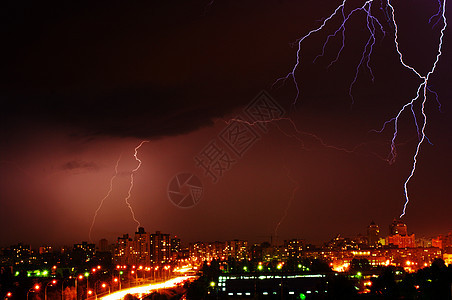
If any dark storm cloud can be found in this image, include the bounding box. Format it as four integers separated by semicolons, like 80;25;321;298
0;0;294;140
1;0;449;143
3;87;235;139
0;0;451;247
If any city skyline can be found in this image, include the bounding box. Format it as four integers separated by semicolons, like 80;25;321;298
1;0;451;247
3;222;451;273
3;219;451;250
2;223;451;299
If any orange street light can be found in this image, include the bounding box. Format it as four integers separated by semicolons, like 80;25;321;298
27;285;41;300
45;280;57;300
101;282;111;294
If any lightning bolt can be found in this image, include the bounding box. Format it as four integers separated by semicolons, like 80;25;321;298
429;0;444;28
89;154;122;242
273;164;300;243
204;0;215;14
385;0;447;218
224;117;389;161
274;0;447;218
274;0;386;105
125;140;149;230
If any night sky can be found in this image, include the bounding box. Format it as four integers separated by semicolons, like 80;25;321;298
0;0;451;247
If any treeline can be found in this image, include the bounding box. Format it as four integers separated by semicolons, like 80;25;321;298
185;258;452;299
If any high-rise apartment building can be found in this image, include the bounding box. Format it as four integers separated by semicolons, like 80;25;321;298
367;221;380;246
134;227;150;266
150;231;170;264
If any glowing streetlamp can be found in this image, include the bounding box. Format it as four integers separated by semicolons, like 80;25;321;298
131;270;137;283
154;266;159;280
74;274;85;299
27;284;40;300
118;271;124;289
45;279;57;300
112;277;120;291
84;272;90;292
101;282;111;294
87;289;96;299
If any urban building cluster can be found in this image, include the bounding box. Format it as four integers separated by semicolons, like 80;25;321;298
0;220;451;299
114;228;179;266
1;220;451;274
110;220;452;273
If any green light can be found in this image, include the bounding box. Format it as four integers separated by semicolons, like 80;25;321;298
257;265;263;271
210;281;216;287
243;266;248;272
36;271;41;276
298;264;302;269
84;272;89;277
119;271;123;275
356;272;362;278
299;293;306;300
42;270;49;276
277;264;282;270
14;271;20;276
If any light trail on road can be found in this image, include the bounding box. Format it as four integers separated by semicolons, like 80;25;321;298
99;276;196;300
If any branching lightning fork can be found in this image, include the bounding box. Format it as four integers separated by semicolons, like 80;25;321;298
274;0;387;105
386;0;447;218
225;117;389;161
89;140;149;240
275;0;448;218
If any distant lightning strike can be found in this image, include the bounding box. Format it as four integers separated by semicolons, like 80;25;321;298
274;0;447;218
89;155;121;242
88;141;149;239
274;164;300;242
125;140;149;230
